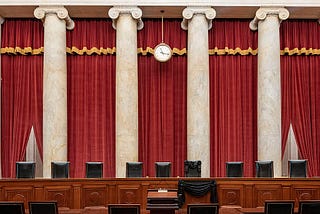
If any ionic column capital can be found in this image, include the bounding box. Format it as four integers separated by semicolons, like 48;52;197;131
250;7;289;31
181;7;216;30
34;6;75;30
108;6;143;30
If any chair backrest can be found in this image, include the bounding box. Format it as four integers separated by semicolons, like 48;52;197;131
108;204;140;214
86;162;103;178
51;162;70;178
187;204;219;214
184;160;201;177
288;160;307;178
255;160;274;178
126;162;143;178
298;200;320;214
0;201;25;214
226;161;243;177
155;162;171;177
16;161;35;178
264;200;294;214
29;201;58;214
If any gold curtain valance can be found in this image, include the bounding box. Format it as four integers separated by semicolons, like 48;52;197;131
1;46;319;56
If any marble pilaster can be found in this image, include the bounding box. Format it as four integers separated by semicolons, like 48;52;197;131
34;6;74;178
108;7;143;177
250;7;289;177
182;7;216;178
0;17;4;178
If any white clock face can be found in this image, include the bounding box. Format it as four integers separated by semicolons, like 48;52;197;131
154;43;172;62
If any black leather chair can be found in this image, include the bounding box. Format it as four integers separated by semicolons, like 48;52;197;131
0;201;25;214
288;160;307;178
155;162;171;177
226;161;243;177
187;204;219;214
16;161;35;178
184;160;201;177
298;200;320;214
255;160;274;178
28;201;58;214
108;204;140;214
264;200;294;214
51;162;69;178
86;162;103;178
126;162;143;178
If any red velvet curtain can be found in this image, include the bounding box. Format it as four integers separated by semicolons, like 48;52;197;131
67;19;116;177
1;19;43;178
209;20;258;177
138;19;187;177
280;20;320;176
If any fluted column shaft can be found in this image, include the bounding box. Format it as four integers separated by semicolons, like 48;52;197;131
182;7;216;178
108;7;143;178
250;7;289;177
34;6;74;178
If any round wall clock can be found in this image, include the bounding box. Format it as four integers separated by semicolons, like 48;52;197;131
154;43;172;62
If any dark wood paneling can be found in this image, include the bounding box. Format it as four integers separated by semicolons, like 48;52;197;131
0;178;319;214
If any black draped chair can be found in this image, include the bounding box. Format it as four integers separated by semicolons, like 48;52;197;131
187;204;219;214
255;160;274;178
29;201;58;214
16;161;35;178
0;201;25;214
226;161;243;177
178;180;218;208
288;160;307;178
184;160;201;177
298;200;320;214
108;204;140;214
155;162;171;177
264;200;294;214
51;161;69;178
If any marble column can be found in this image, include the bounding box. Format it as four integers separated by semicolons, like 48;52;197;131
181;7;216;178
0;17;4;178
34;6;74;178
250;7;289;177
108;7;143;178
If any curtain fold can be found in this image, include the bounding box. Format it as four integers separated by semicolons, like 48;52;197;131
138;19;187;177
209;20;258;177
67;19;116;177
1;19;43;178
280;20;320;176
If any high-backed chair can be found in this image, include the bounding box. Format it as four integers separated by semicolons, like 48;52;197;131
226;162;243;177
184;160;201;177
126;162;143;178
0;201;25;214
288;160;307;178
28;201;58;214
108;204;140;214
255;160;274;178
264;200;294;214
16;161;35;178
155;162;171;177
86;162;103;178
298;200;320;214
51;162;69;178
187;204;219;214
